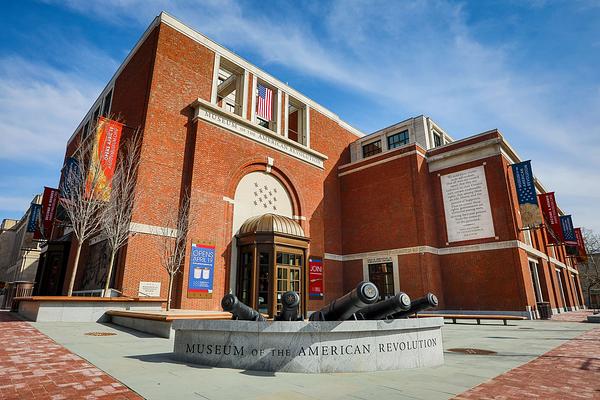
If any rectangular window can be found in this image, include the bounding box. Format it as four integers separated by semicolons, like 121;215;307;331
256;81;276;131
83;120;90;138
368;262;394;299
529;260;543;303
433;132;442;147
92;106;100;125
102;90;112;116
362;140;382;158
216;58;244;116
387;130;409;149
288;97;306;145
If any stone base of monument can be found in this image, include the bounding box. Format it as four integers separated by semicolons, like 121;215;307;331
588;313;600;323
172;317;444;373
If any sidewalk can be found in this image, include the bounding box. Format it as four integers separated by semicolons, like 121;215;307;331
454;326;600;399
0;311;141;400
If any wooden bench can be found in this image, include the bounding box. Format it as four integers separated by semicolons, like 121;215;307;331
416;313;527;326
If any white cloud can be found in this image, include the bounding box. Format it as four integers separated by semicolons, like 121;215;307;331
0;56;104;164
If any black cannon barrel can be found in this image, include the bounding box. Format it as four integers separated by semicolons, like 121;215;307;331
221;294;265;321
357;292;411;320
309;281;379;321
393;293;438;318
275;291;301;321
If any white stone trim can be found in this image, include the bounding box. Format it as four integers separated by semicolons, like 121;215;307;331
305;105;311;147
129;222;178;238
222;196;235;204
210;53;221;103
276;89;282;135
323;240;562;262
250;74;257;123
338;149;425;177
292;215;306;221
159;12;364;138
241;70;249;119
427;138;502;172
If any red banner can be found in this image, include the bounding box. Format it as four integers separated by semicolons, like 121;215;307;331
574;228;588;262
85;117;123;201
35;187;59;239
538;192;563;244
309;257;324;299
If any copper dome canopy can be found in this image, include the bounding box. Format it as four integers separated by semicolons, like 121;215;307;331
238;213;305;238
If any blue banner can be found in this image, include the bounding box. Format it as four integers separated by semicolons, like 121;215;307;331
511;160;542;227
60;157;80;196
559;215;577;245
26;203;41;233
187;243;215;298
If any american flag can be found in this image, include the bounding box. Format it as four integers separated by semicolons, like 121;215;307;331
256;83;273;121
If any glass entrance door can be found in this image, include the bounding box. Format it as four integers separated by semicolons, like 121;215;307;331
276;252;303;314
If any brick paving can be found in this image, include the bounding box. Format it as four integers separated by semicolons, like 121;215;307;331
454;327;600;399
0;311;142;400
551;309;596;323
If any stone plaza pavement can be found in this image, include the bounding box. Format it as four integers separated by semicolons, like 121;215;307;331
0;309;599;399
0;311;141;400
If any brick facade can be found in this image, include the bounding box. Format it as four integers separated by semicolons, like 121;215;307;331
52;13;584;318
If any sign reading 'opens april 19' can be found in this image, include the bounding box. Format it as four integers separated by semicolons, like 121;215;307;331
188;243;215;299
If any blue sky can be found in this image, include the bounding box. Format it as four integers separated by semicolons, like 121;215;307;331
1;0;599;232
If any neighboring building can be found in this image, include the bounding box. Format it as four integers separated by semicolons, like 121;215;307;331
578;253;600;308
0;196;43;283
37;12;585;318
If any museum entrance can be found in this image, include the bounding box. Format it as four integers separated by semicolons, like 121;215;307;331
236;214;309;318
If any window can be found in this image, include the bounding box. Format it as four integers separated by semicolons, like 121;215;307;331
256;81;276;131
433;132;442;147
216;58;244;116
83;120;90;138
362;140;382;158
368;262;394;299
523;229;532;246
288;97;307;145
387;130;409;149
529;260;543;303
92;106;100;125
102;90;112;116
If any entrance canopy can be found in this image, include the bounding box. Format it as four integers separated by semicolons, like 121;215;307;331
238;213;305;239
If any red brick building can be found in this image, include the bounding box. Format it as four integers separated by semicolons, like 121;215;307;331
37;12;585;318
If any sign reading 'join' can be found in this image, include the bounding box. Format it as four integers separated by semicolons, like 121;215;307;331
441;165;495;243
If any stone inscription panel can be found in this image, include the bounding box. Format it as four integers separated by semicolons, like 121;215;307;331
441;165;495;243
173;321;444;373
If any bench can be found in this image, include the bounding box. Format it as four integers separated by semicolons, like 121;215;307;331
416;313;527;326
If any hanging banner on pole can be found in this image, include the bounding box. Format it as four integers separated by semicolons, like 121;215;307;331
60;157;80;197
560;215;578;256
36;187;59;240
27;203;41;233
574;228;588;262
308;257;324;299
187;243;215;299
85;117;122;201
538;192;563;244
510;161;542;227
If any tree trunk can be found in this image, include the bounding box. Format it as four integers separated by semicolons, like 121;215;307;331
103;250;117;297
67;241;83;296
167;272;174;311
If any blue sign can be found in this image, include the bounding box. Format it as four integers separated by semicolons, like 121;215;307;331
560;215;577;245
26;203;41;233
187;243;215;298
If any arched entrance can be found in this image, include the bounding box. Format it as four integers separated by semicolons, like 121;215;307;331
237;214;309;318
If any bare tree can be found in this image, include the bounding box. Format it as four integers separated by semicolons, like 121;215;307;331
101;133;142;297
60;127;110;296
158;193;193;310
579;228;600;308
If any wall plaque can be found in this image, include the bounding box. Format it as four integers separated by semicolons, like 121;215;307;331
441;165;495;243
138;281;161;297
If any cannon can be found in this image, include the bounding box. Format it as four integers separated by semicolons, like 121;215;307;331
275;291;302;321
393;293;438;318
221;294;265;321
309;281;379;321
356;292;411;320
